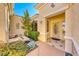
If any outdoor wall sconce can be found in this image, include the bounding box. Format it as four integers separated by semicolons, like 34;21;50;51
51;3;55;8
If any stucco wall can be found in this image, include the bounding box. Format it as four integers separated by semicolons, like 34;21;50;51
38;3;67;17
71;4;79;43
65;4;79;55
38;16;47;42
0;4;8;43
65;3;79;45
10;15;24;37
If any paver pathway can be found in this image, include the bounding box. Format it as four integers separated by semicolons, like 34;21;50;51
27;41;65;56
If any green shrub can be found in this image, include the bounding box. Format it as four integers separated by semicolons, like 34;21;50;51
9;41;29;51
0;44;9;56
24;31;28;36
0;41;31;56
28;31;39;41
8;50;27;56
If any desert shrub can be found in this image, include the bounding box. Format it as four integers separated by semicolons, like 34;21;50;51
8;50;27;56
0;44;9;56
9;41;29;51
0;42;6;48
28;31;39;41
24;31;28;36
0;41;31;56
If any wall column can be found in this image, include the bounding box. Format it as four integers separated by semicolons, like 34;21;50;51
65;4;74;56
4;4;9;42
38;15;47;42
0;4;9;43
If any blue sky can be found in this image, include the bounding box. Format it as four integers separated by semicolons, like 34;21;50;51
14;3;38;17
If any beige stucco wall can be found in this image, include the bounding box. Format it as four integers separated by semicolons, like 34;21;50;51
37;3;67;17
37;16;47;42
69;4;79;55
31;14;39;21
67;4;79;42
65;3;79;55
71;4;79;43
10;15;24;37
0;4;9;43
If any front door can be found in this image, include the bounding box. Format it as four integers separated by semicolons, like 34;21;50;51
53;22;60;39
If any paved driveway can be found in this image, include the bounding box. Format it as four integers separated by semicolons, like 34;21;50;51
27;41;65;56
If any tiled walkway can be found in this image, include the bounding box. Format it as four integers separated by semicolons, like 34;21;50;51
47;40;65;51
27;41;65;56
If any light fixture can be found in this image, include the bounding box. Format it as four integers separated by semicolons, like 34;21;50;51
51;3;55;8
